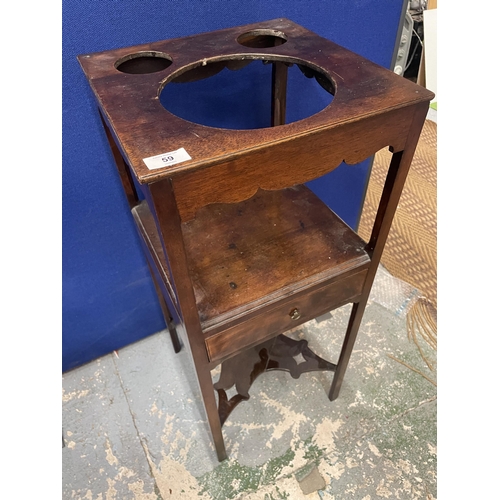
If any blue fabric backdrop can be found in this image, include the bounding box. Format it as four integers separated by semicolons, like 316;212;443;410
62;0;404;372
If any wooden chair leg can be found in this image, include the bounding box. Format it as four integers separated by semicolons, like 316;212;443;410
162;300;182;354
329;299;368;401
146;261;225;458
329;104;430;401
148;266;225;458
195;362;228;461
145;180;228;460
147;261;182;353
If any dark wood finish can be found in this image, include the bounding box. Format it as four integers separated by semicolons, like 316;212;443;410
132;203;178;307
181;186;369;326
171;107;411;222
78;19;434;461
145;178;227;461
133;186;370;363
99;110;139;209
329;101;430;401
271;61;288;126
146;259;182;354
77;19;430;184
215;334;337;425
206;269;367;363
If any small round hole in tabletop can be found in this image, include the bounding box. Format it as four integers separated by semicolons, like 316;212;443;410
236;29;288;48
115;51;173;74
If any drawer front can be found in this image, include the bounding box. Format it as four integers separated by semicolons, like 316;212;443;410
205;269;367;363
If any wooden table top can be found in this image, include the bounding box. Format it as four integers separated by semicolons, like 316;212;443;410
78;18;434;184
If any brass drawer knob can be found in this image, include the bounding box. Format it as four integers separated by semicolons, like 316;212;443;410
289;308;301;320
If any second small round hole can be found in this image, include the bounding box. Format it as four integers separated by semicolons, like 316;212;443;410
237;29;287;48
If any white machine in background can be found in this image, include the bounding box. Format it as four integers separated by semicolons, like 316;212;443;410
394;8;414;76
393;0;429;81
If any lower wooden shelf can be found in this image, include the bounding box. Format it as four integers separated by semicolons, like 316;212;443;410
132;185;371;362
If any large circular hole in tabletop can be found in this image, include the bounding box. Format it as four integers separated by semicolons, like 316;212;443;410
159;57;335;130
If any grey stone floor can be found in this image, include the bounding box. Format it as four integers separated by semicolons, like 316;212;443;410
62;267;437;499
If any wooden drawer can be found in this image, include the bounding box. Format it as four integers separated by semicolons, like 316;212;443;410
205;268;368;363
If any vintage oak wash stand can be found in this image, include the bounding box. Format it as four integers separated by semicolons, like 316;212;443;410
78;19;434;461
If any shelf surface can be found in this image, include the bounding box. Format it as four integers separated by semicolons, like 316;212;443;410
133;185;370;334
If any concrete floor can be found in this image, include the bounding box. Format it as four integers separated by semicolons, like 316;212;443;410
62;266;436;499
